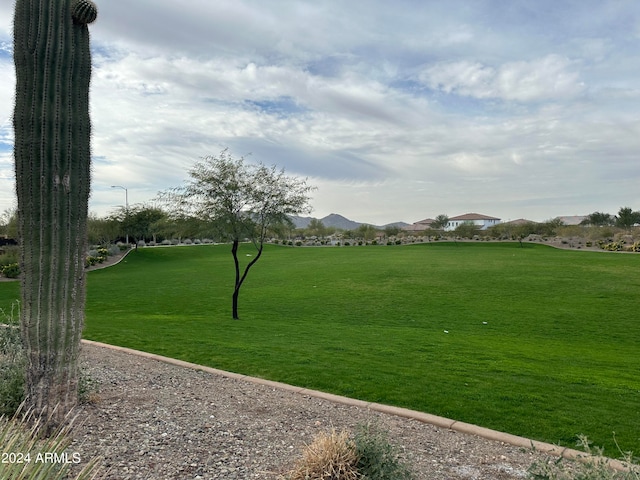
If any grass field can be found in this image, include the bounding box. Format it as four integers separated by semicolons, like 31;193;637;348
0;242;638;458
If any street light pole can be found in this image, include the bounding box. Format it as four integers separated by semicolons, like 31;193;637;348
111;185;129;244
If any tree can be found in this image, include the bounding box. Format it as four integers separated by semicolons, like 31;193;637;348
0;208;18;240
582;212;614;227
454;221;480;239
357;224;379;241
88;213;121;246
111;204;166;246
163;149;314;319
306;219;327;238
615;207;640;229
384;225;400;237
540;218;564;236
13;0;97;432
431;214;449;230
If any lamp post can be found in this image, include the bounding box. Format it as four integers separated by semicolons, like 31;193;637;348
111;185;129;244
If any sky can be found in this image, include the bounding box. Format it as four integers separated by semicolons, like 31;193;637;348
1;1;640;226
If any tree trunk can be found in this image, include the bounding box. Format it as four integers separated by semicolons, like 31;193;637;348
231;239;240;319
13;0;97;434
230;238;264;320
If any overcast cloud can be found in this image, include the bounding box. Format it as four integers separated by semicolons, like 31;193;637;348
1;1;639;225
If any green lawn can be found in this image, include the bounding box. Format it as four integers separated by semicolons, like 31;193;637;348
1;242;638;457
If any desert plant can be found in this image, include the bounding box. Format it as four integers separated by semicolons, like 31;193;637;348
0;301;25;416
0;246;19;268
353;422;414;480
78;371;100;405
0;406;103;479
285;429;360;480
0;263;20;279
13;0;98;432
284;424;414;480
528;435;639;480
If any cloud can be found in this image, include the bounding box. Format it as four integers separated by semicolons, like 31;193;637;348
420;54;585;102
1;1;640;225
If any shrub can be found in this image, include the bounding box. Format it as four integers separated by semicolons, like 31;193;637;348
528;435;639;480
1;263;20;279
0;301;25;416
183;238;193;245
285;429;360;480
78;371;101;405
599;241;625;252
284;423;414;480
84;256;101;268
107;244;120;256
87;249;107;264
161;239;172;246
0;245;19;268
353;422;414;480
116;242;130;251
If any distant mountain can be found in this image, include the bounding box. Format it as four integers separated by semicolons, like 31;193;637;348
321;213;361;230
289;213;409;230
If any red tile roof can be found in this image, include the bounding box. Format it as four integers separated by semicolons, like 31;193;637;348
449;213;500;221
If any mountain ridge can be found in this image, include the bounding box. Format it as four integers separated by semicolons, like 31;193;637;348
290;213;408;230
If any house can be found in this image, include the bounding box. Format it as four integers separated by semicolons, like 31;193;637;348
402;218;435;232
501;218;538;226
445;213;501;231
556;216;587;226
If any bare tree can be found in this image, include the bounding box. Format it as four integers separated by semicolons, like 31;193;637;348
162;149;314;319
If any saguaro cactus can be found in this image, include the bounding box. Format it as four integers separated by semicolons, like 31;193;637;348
13;0;97;431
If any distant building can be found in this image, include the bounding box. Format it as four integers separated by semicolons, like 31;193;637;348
402;218;435;232
501;218;538;226
556;216;587;226
445;213;501;231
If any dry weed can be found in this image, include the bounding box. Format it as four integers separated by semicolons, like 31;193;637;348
285;428;361;480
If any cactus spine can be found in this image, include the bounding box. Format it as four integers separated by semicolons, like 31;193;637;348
13;0;97;431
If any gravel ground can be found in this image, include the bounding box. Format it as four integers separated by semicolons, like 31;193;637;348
67;342;557;480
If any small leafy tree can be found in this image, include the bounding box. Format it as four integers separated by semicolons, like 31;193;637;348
87;212;120;246
431;214;449;230
582;211;615;227
111;204;166;246
616;207;640;230
454;221;480;238
357;224;379;242
0;208;18;240
162;149;314;319
306;218;328;238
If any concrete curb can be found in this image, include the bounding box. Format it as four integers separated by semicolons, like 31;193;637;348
81;339;632;472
